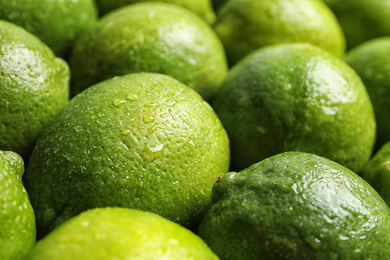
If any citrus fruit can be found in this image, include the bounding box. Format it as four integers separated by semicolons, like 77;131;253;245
0;0;98;57
213;0;345;65
0;20;70;159
198;151;390;259
0;150;36;260
212;43;376;173
69;2;228;100
24;72;230;237
95;0;216;25
24;207;219;260
344;37;390;150
360;141;390;208
324;0;390;50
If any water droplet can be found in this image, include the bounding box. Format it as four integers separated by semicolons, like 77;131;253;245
74;126;84;132
339;234;349;241
62;153;73;161
113;99;127;107
147;124;165;134
141;143;165;161
121;129;130;135
143;115;155;123
321;106;337;115
149;143;164;154
96;120;105;127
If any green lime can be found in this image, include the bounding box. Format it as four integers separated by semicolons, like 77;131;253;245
0;20;70;159
213;0;345;65
24;207;219;259
198;151;390;259
360;141;390;208
0;0;98;57
212;43;375;173
25;73;230;237
324;0;390;50
0;150;36;260
95;0;216;25
69;2;228;100
344;37;390;150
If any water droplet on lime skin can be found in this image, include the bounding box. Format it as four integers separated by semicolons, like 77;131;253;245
126;93;139;101
121;129;130;135
140;143;165;161
113;99;127;107
143;115;155;123
74;126;84;132
62;153;73;161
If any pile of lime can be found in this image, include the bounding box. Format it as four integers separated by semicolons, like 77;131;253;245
3;0;390;259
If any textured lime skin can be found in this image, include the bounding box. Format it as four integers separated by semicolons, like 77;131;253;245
324;0;390;50
361;141;390;208
24;207;219;260
69;2;228;100
214;0;345;65
212;43;375;173
198;151;390;260
25;73;230;236
0;0;98;57
344;37;390;150
95;0;216;25
0;20;70;159
0;150;36;260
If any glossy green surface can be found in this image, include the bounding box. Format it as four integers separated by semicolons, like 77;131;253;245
0;20;70;159
95;0;216;24
324;0;390;50
361;141;390;208
214;0;345;65
24;208;219;260
0;0;98;57
198;151;390;259
69;2;228;100
25;73;230;236
0;150;36;260
212;43;375;173
344;37;390;150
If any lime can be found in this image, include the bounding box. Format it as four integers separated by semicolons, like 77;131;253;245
360;141;390;208
95;0;216;25
344;37;390;150
213;0;345;65
324;0;390;50
0;150;36;260
24;73;230;237
69;2;228;100
212;43;375;173
198;151;390;259
0;0;98;57
0;20;70;159
24;207;219;259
